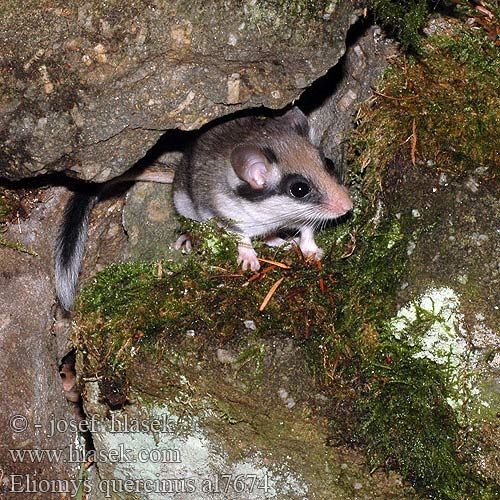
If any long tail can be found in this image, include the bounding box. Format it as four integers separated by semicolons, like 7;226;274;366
55;191;99;311
54;164;175;311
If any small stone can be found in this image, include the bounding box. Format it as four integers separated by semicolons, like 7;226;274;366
244;320;256;330
216;348;236;364
94;43;107;54
407;241;416;256
227;73;241;104
278;388;289;400
338;89;357;111
489;353;500;370
465;177;479;193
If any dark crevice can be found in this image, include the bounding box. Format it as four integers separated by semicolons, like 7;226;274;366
298;15;372;114
59;350;95;460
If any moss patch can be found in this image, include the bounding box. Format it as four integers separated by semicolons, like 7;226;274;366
75;219;349;378
353;22;500;179
367;0;432;52
0;188;17;225
342;20;500;499
75;215;497;498
367;1;500;53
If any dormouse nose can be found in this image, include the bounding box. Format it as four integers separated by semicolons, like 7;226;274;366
335;185;353;214
340;191;353;213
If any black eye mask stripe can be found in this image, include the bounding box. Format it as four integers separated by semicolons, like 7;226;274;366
236;183;279;201
236;173;321;204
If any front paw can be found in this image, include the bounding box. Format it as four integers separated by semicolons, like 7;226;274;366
299;240;324;261
237;244;261;271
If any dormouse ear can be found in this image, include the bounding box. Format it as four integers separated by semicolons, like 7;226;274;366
279;106;310;137
230;145;270;190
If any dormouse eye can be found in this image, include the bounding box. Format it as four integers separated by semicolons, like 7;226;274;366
289;181;311;198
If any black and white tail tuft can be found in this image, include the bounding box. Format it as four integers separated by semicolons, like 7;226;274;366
54;192;99;311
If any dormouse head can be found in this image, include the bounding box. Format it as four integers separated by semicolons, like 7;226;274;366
230;107;353;223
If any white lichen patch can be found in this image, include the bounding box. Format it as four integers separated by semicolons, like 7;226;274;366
389;287;479;413
90;401;310;499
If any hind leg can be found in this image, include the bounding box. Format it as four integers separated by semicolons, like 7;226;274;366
172;190;199;253
173;233;193;253
264;235;290;248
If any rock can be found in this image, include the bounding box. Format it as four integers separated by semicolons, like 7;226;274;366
307;24;396;175
122;182;179;262
0;0;363;182
0;247;79;499
78;338;417;500
0;185;130;497
382;147;500;489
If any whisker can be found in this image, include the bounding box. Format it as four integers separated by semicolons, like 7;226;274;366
224;205;339;236
231;208;317;231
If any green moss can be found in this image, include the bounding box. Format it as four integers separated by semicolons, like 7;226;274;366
0;235;38;255
368;1;500;55
359;348;500;499
0;188;15;225
362;353;466;498
336;22;500;499
275;0;330;17
367;0;435;52
333;21;500;500
246;0;331;36
352;26;500;180
75;220;345;376
76;211;499;498
76;208;485;498
318;204;479;498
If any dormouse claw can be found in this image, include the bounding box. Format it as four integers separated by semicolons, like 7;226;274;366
173;233;193;253
237;244;261;271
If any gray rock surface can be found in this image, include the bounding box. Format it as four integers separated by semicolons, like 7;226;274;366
122;182;179;262
308;25;396;175
0;0;363;182
0;185;129;499
385;160;500;483
0;193;78;499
